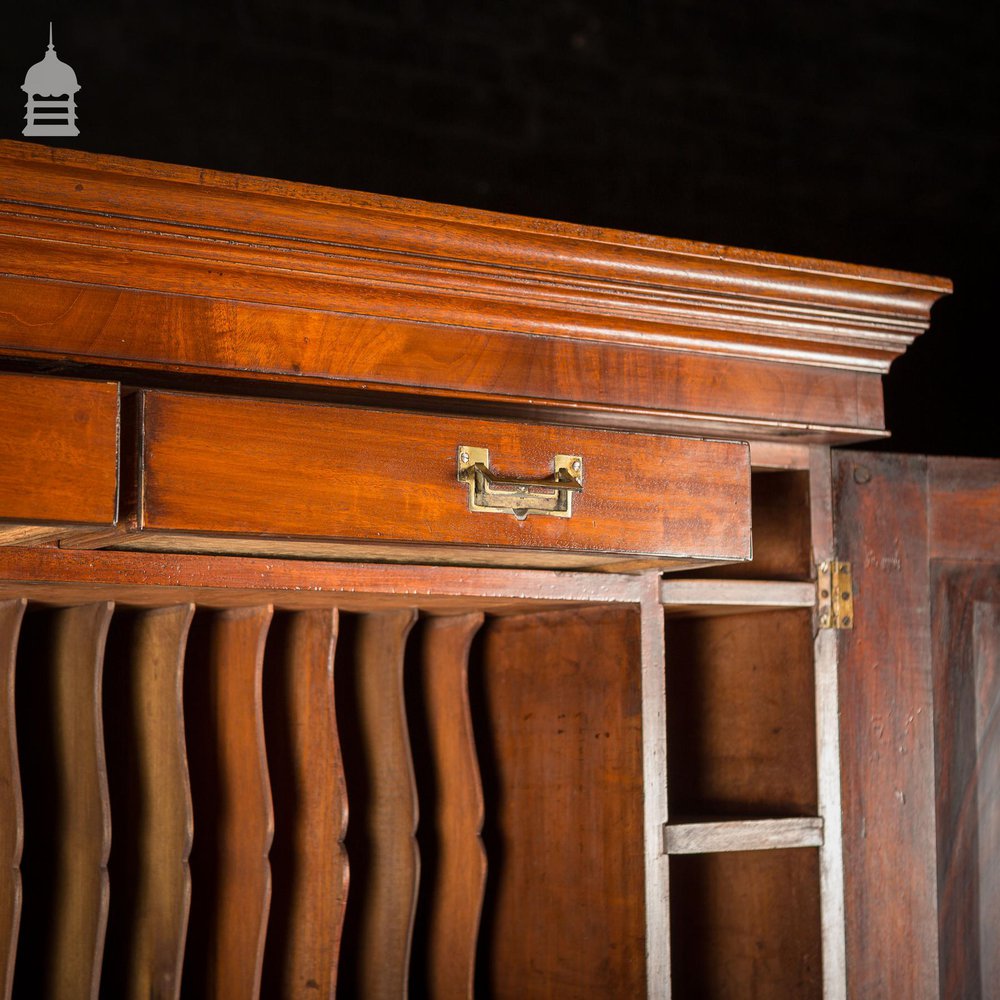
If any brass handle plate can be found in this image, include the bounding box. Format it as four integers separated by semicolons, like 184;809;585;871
457;446;583;521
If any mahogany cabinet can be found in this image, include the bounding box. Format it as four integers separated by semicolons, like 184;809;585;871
0;140;994;998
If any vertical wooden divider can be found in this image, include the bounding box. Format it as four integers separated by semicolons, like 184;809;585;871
413;613;486;999
14;602;114;999
0;599;26;1000
640;574;671;1000
261;609;347;998
182;606;274;999
102;604;195;999
338;610;419;999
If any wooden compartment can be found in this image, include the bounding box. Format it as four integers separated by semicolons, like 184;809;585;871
472;606;647;998
669;849;823;998
89;388;752;571
665;608;818;818
681;470;813;581
0;373;119;545
2;583;651;997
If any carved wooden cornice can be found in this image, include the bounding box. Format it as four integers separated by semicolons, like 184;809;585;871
0;140;951;442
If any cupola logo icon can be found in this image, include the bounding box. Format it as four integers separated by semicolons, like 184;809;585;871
22;23;81;137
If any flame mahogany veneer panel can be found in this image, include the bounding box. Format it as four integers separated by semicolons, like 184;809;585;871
0;373;119;535
116;389;751;569
0;140;949;442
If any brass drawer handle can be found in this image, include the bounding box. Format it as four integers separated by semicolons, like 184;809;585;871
457;446;583;521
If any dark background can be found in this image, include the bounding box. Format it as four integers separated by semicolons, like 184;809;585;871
3;1;997;455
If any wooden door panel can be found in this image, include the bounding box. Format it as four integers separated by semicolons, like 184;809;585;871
835;452;1000;1000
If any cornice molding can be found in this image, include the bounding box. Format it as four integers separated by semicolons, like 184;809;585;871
0;141;949;376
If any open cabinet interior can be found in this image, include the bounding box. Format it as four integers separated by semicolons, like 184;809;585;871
0;460;835;998
5;591;649;999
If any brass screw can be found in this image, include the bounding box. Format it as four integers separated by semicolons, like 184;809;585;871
842;616;851;626
459;451;470;464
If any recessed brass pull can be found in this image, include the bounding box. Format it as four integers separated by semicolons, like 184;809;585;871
457;446;583;521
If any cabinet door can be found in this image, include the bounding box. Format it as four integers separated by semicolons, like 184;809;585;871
833;453;1000;999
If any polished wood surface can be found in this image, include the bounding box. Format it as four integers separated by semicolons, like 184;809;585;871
14;603;114;1000
0;545;642;612
477;606;646;997
0;600;25;1000
0;140;950;443
261;609;347;999
0;373;118;535
102;605;194;1000
833;453;941;998
410;613;486;999
338;611;419;999
121;389;751;567
182;607;274;999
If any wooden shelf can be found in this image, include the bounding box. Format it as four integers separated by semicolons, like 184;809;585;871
664;817;824;855
660;579;815;617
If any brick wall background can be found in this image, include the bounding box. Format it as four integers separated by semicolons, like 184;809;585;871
3;1;996;454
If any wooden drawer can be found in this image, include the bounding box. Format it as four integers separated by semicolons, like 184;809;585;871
0;373;119;545
101;390;750;570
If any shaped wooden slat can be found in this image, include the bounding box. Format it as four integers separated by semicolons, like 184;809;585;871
0;599;25;1000
14;602;114;999
261;609;347;998
182;607;274;999
102;605;195;999
411;613;486;999
338;610;419;999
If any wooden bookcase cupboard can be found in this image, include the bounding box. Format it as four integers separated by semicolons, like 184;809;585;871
0;141;995;999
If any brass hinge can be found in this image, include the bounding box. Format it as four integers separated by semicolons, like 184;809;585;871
817;561;853;630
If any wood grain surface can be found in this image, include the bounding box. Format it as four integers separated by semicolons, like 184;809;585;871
337;611;420;999
0;600;25;1000
182;607;274;999
409;613;486;1000
664;608;818;817
0;140;950;443
476;606;646;998
833;452;941;999
102;605;195;1000
0;545;642;612
664;817;824;854
261;609;348;999
129;389;751;566
669;849;822;998
932;564;1000;998
13;603;114;1000
0;373;118;533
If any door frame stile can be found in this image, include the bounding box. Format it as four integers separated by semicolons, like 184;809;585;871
810;445;848;999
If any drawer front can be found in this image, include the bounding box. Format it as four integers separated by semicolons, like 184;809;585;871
0;373;119;540
131;390;750;568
